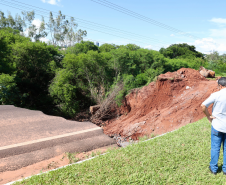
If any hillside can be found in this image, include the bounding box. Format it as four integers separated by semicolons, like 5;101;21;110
103;68;218;139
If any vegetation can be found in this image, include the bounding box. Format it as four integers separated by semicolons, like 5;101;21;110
0;10;226;118
12;118;226;184
0;10;87;45
159;43;204;59
205;51;226;76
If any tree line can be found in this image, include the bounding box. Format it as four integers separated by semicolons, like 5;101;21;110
0;10;87;45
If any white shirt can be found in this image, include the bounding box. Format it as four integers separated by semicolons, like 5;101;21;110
202;88;226;133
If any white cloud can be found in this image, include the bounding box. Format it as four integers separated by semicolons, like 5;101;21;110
210;18;226;25
170;34;175;37
191;37;226;54
32;19;42;28
144;45;152;50
41;0;61;5
23;19;42;36
210;28;226;37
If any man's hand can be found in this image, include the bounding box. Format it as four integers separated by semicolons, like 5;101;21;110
201;104;215;123
209;116;216;123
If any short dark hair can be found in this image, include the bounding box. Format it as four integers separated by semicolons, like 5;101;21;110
218;77;226;87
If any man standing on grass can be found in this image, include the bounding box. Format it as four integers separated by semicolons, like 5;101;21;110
201;77;226;175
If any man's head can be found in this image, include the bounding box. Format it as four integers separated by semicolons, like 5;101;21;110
218;77;226;89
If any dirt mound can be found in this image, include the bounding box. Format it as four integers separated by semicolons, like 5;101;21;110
103;68;218;140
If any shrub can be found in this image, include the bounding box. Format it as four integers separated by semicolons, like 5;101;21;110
0;73;27;105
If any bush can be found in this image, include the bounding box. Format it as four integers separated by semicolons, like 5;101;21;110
49;69;80;117
0;73;27;105
164;58;206;72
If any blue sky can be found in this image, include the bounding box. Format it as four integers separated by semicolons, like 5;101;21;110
1;0;226;54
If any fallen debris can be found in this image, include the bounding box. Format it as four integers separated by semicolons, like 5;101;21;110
199;66;215;78
90;105;100;115
103;68;218;140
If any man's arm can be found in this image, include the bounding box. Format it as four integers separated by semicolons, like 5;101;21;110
201;104;215;123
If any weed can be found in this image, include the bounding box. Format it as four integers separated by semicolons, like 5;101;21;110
91;151;96;157
153;76;158;82
96;150;101;156
60;154;65;161
47;161;59;169
66;152;79;164
150;133;157;138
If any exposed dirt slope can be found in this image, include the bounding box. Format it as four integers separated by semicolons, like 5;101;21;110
103;68;218;140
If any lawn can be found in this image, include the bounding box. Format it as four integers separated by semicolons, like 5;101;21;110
14;118;226;184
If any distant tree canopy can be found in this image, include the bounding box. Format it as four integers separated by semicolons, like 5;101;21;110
120;43;141;51
159;43;204;59
99;43;118;53
61;41;99;55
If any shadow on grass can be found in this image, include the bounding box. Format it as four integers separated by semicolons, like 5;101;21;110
218;164;223;173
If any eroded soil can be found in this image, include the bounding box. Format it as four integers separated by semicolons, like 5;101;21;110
104;68;218;140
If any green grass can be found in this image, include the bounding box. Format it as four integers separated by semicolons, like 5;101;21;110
14;118;226;184
216;73;226;77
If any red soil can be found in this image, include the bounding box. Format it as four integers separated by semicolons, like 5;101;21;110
103;68;219;140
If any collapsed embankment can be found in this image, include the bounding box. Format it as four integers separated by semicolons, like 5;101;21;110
103;68;218;140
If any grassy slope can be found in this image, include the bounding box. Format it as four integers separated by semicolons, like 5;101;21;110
15;118;226;185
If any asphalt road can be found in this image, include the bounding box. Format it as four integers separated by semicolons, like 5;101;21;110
0;105;116;172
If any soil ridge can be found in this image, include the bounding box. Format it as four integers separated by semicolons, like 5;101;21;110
103;68;218;140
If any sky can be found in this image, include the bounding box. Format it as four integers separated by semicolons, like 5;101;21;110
1;0;226;54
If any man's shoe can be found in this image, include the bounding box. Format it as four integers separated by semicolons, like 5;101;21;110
209;166;217;175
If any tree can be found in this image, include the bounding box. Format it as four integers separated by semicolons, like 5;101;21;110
12;40;58;109
99;43;117;52
0;11;24;32
74;29;87;44
46;11;87;46
27;17;47;42
124;43;141;51
0;28;30;74
62;41;98;55
65;17;78;46
1;10;87;45
46;11;67;45
0;73;23;105
159;43;204;59
205;51;226;73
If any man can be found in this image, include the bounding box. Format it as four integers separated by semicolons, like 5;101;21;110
201;77;226;175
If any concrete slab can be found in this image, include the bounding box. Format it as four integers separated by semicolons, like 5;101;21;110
0;105;116;172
